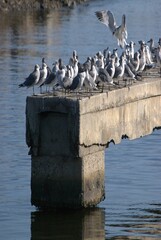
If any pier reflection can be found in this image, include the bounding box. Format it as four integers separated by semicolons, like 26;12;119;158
31;207;105;240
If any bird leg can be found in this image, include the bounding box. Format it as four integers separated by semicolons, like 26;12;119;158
33;86;35;95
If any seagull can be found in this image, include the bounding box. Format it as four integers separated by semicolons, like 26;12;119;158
84;68;98;91
69;68;86;92
156;45;161;76
105;55;116;78
138;42;146;72
98;67;114;85
41;61;59;91
131;51;140;72
95;51;105;69
95;10;128;48
69;50;78;66
113;55;126;79
147;38;155;54
37;62;48;93
62;65;74;92
42;57;51;78
128;41;135;59
19;64;40;95
89;58;98;83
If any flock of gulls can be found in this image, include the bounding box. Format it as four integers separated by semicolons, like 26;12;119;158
19;10;161;96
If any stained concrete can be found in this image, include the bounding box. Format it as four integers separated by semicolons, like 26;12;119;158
26;76;161;208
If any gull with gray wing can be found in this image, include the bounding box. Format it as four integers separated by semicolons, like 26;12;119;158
95;10;128;48
19;64;40;95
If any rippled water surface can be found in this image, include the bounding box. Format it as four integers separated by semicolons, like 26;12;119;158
0;0;161;239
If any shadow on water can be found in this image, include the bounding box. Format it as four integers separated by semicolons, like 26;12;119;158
31;207;105;240
30;203;161;240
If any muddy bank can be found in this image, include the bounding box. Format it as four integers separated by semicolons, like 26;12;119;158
0;0;89;12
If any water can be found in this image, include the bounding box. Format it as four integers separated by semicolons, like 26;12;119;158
0;0;161;239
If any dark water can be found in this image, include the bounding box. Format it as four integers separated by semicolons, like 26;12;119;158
0;0;161;239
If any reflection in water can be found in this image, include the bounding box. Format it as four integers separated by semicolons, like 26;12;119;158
31;208;105;240
0;10;62;58
30;203;161;240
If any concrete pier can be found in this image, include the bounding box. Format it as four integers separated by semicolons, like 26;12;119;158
26;76;161;209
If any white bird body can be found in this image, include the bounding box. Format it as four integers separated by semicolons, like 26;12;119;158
139;46;146;71
145;45;153;64
60;66;73;90
84;69;97;90
131;51;140;72
69;50;78;66
114;56;126;78
89;63;98;83
106;56;116;78
43;61;59;89
72;59;79;78
156;45;161;67
95;10;128;48
37;63;48;87
129;41;135;59
56;67;66;88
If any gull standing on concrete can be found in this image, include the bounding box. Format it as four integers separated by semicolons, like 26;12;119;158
156;45;161;76
41;61;59;91
147;38;155;54
69;50;78;66
84;67;98;91
42;57;51;78
113;55;126;81
105;55;116;78
98;67;114;86
62;65;74;92
69;68;86;92
128;41;135;59
19;64;40;95
138;41;146;72
95;10;128;48
95;51;105;69
37;62;48;93
130;51;140;72
89;58;98;83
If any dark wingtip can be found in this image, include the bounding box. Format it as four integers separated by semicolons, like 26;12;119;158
95;11;103;21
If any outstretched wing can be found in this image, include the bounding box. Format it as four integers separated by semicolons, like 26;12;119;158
95;10;109;27
107;10;117;33
121;14;128;39
95;10;117;33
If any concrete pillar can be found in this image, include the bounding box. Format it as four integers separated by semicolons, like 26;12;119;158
26;78;161;209
26;96;105;209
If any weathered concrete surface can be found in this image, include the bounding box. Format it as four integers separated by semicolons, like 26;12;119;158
26;77;161;208
0;0;88;12
79;77;161;155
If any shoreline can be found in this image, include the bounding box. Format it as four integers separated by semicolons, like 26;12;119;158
0;0;89;12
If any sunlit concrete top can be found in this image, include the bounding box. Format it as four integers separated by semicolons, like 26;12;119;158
26;74;161;157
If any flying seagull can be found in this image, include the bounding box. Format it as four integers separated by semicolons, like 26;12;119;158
95;10;128;48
